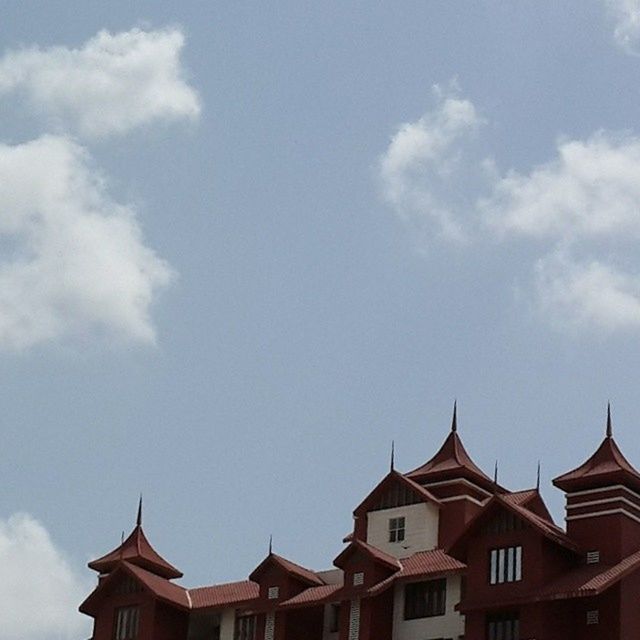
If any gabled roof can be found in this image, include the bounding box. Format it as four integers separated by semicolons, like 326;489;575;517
448;493;578;558
279;584;342;608
333;539;402;573
80;561;189;616
406;409;495;492
553;422;640;493
88;525;183;579
353;470;441;517
502;489;554;523
189;580;259;609
249;553;324;587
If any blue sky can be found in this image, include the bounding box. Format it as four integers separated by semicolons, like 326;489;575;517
2;2;640;637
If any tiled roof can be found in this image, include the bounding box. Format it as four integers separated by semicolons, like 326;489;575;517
88;525;183;579
280;584;342;608
406;429;495;492
334;539;402;572
249;553;325;587
554;435;640;492
125;562;190;608
367;549;466;596
502;490;538;506
189;580;259;609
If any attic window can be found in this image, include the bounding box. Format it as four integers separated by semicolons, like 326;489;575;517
586;551;600;564
113;606;139;640
353;572;364;586
267;586;279;600
587;609;599;625
489;546;522;584
389;516;406;542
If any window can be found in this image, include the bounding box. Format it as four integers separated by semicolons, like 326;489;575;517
586;551;600;564
113;606;139;640
404;578;446;619
489;546;522;584
586;609;599;625
234;615;256;640
389;516;406;542
487;612;519;640
329;604;340;632
353;571;364;586
267;586;279;600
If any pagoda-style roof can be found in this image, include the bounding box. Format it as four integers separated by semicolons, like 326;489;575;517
406;404;495;493
249;552;324;587
553;407;640;493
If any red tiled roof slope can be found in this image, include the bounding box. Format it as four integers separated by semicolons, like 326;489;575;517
189;580;259;609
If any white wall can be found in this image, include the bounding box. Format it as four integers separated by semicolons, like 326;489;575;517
219;609;236;640
392;575;465;640
322;603;340;640
366;503;439;558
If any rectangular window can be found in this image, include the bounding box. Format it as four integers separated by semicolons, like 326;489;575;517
113;606;140;640
487;612;519;640
329;603;340;632
389;516;406;542
234;615;256;640
489;546;522;584
403;578;446;619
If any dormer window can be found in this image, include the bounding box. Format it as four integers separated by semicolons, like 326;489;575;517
389;516;405;542
489;546;522;584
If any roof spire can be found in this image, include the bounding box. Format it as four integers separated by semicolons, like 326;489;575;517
536;460;541;491
268;534;273;555
119;531;125;561
493;460;499;485
136;494;143;527
606;402;613;438
451;400;458;432
390;440;395;472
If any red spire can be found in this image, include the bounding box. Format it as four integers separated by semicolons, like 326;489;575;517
406;406;494;492
88;500;182;579
554;406;640;493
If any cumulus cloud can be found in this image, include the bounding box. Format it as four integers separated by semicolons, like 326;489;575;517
0;513;91;640
605;0;640;54
0;135;174;350
535;252;640;331
0;27;201;138
380;87;640;333
379;83;485;242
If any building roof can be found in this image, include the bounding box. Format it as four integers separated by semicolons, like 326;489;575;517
88;524;183;579
279;584;342;608
249;553;325;587
189;580;259;609
333;538;402;572
448;493;578;558
502;489;555;523
553;411;640;493
406;406;495;492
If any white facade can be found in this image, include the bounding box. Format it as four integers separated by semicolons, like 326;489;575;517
392;575;464;640
366;502;439;558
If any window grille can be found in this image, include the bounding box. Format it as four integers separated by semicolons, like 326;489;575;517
389;516;406;542
267;586;279;600
486;611;519;640
348;599;360;640
234;615;256;640
489;546;522;584
587;610;599;625
113;606;140;640
586;551;600;564
403;578;447;619
352;572;364;586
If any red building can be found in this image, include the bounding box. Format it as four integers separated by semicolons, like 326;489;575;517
80;405;640;639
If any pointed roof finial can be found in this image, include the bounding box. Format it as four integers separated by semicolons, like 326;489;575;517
268;534;273;555
390;440;395;472
606;402;613;438
136;494;143;527
451;400;458;432
536;460;541;491
119;531;125;560
494;460;499;485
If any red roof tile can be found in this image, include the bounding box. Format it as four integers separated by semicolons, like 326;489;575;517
249;553;324;587
189;580;259;609
280;584;342;608
88;525;182;579
554;435;640;492
334;539;402;572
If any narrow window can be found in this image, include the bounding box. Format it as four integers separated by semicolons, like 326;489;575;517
113;606;140;640
403;578;446;619
329;603;340;632
487;611;519;640
489;546;523;585
389;516;406;542
234;615;256;640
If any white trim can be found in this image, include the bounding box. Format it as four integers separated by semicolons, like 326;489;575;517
566;508;640;525
566;496;640;512
566;484;640;502
439;494;486;507
185;589;192;609
422;478;492;497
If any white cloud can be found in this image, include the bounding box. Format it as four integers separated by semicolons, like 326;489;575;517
379;84;485;242
535;252;640;331
0;513;91;640
0;27;201;138
0;135;174;350
482;133;640;240
605;0;640;55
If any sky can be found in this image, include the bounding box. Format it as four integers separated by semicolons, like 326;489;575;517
2;1;640;637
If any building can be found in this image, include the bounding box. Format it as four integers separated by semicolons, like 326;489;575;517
80;404;640;639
